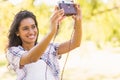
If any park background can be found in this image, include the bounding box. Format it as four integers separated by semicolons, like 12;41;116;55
0;0;120;80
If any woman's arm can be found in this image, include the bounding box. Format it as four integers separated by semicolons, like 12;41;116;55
58;4;82;55
20;30;56;65
20;8;64;66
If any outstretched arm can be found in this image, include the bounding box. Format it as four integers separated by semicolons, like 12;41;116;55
58;4;82;55
20;8;64;66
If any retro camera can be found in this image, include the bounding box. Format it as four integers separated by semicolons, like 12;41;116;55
58;1;77;16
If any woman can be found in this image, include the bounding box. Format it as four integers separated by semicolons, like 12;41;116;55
6;4;82;80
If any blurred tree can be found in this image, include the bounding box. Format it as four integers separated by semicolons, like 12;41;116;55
77;0;120;48
0;0;120;53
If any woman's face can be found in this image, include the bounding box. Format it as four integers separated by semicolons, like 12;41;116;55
17;18;38;45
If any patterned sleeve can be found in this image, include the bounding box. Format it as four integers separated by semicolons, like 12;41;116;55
41;43;61;77
6;46;25;70
51;43;61;59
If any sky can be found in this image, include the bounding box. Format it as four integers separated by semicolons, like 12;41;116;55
34;0;60;6
8;0;108;5
8;0;60;6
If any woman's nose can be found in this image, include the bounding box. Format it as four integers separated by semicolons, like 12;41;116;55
29;28;34;34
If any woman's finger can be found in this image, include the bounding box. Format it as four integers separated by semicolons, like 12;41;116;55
58;16;66;22
51;9;64;24
54;9;64;20
54;6;59;11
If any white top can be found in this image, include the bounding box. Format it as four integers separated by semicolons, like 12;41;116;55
6;43;61;80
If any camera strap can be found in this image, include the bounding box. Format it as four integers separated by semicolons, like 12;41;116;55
45;23;60;80
60;28;74;80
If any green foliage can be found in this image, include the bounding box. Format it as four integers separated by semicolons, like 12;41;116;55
77;0;120;48
0;0;120;53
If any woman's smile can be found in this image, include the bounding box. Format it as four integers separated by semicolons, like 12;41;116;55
18;17;38;44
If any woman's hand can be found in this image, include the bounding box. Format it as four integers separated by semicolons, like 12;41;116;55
72;4;82;29
50;6;65;33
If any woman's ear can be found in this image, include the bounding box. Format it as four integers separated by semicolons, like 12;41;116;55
16;32;19;36
17;34;19;36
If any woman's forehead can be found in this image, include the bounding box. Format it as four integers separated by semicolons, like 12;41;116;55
20;18;35;26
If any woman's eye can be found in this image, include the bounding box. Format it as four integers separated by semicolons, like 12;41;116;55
23;27;29;30
32;25;36;29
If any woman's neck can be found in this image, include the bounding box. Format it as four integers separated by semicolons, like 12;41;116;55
22;43;35;51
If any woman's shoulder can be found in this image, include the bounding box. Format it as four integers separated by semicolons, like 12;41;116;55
8;45;23;50
7;45;25;56
50;43;59;49
8;45;24;52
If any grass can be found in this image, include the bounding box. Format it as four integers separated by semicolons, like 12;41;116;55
0;61;7;66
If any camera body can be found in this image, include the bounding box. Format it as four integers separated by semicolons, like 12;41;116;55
58;1;77;16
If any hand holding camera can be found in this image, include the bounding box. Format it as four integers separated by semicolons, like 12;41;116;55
58;0;82;28
50;0;82;32
58;1;77;16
